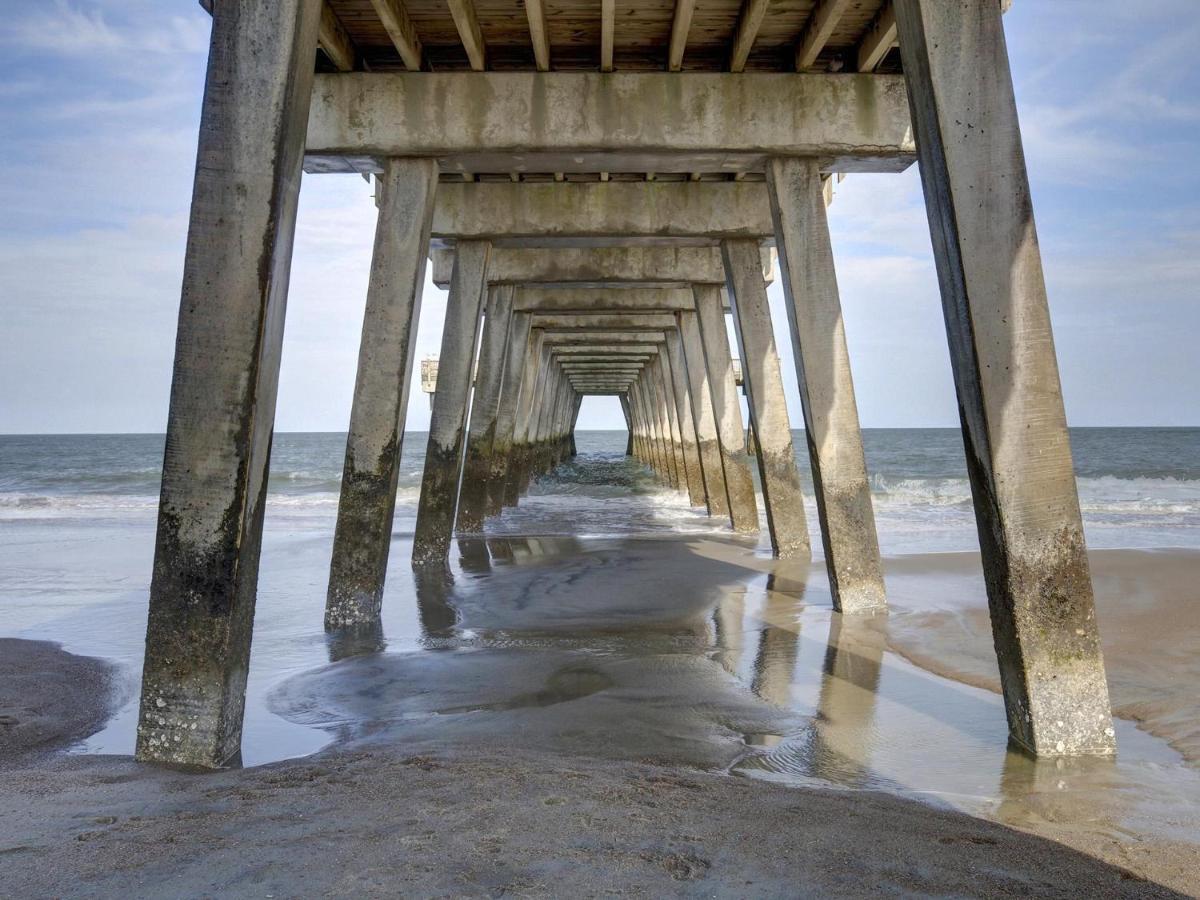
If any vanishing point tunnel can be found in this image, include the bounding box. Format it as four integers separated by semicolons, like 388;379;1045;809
137;0;1116;768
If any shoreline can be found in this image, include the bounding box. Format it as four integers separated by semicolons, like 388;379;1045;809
881;548;1200;767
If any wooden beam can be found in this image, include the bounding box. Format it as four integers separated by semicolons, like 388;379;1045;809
319;3;356;72
448;0;487;71
795;0;851;70
729;0;770;73
525;0;550;72
857;3;897;73
600;0;615;72
369;0;422;71
668;0;697;72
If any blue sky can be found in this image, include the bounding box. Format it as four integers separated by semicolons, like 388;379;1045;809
1;0;1197;433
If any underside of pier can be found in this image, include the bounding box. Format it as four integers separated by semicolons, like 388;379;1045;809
138;0;1114;770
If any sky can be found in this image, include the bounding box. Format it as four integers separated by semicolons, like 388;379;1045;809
1;0;1197;434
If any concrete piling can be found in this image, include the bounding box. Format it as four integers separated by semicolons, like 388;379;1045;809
722;238;810;559
896;0;1115;755
412;240;490;568
693;285;759;534
766;157;885;611
457;285;515;532
135;0;323;768
326;158;438;629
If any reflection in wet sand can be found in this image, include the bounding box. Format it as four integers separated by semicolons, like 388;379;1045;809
271;535;1200;858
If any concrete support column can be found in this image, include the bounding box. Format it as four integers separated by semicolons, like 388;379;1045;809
507;331;545;505
693;285;759;533
767;158;885;611
619;395;634;456
135;0;322;768
657;354;687;491
629;387;647;464
665;332;706;507
896;0;1114;755
641;377;662;476
722;239;810;559
412;241;490;567
651;358;682;489
457;285;515;532
487;310;532;515
326;159;438;630
720;241;806;556
678;310;730;520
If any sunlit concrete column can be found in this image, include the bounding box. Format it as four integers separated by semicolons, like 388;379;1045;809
693;285;759;533
487;309;532;515
457;285;514;532
678;310;729;521
767;158;885;611
135;0;322;768
722;239;810;559
326;159;438;630
665;332;706;507
650;357;682;489
412;241;490;567
896;0;1114;756
641;376;663;476
657;354;687;492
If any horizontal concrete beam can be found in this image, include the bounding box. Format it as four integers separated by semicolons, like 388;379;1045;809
306;73;915;176
432;182;773;247
551;344;663;355
530;313;678;330
554;353;655;362
433;246;768;288
513;287;716;313
537;330;670;343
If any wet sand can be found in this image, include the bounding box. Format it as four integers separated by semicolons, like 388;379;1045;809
883;549;1200;764
0;639;123;766
1;738;1184;898
3;536;1199;895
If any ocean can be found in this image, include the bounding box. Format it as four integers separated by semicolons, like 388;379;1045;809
3;428;1197;554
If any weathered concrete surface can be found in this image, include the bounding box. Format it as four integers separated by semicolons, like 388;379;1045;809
723;239;810;559
413;241;490;568
620;395;634;456
665;333;707;507
306;72;916;175
896;0;1114;755
514;287;722;312
431;182;773;246
326;159;437;630
135;0;322;768
678;310;730;519
431;246;745;288
767;157;885;611
693;285;759;534
487;311;533;515
457;286;514;533
656;356;688;492
505;331;545;507
530;313;677;331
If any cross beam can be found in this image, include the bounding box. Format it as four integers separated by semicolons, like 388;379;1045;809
305;72;916;176
433;182;773;246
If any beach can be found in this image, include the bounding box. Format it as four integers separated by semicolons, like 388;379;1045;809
1;429;1198;895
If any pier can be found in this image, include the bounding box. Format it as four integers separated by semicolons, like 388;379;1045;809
138;0;1115;769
